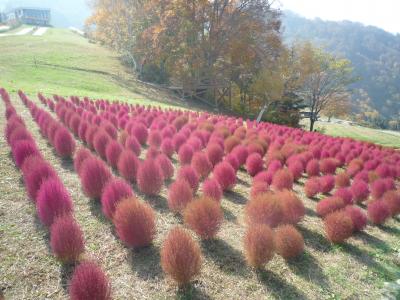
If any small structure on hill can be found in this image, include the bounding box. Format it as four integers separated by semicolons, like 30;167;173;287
0;12;6;23
6;7;51;26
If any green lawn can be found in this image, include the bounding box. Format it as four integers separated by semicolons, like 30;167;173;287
0;28;175;107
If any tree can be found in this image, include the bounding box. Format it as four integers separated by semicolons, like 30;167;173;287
322;92;351;121
296;43;357;131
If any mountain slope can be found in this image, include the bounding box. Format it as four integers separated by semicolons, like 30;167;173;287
282;11;400;118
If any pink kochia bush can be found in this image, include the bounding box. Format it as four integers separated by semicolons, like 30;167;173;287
191;151;212;179
36;178;74;226
177;165;200;192
54;127;76;158
382;190;400;216
306;159;320;177
80;157;112;199
202;178;223;202
319;158;338;174
93;130;111;159
69;260;111;300
345;206;367;232
213;161;236;191
74;148;91;174
101;178;134;219
50;215;85;263
370;179;389;199
178;144;194;165
168;179;193;212
206;143;224;166
250;181;269;200
319;175;335;194
304;177;321;198
334;188;353;205
24;162;57;201
316;197;345;217
156;154;174;180
246;153;264;177
117;150;140;182
113;197;156;248
12;140;39;168
272;169;294;191
351;180;370;202
367;200;391;224
137;159;164;195
105;140;123;169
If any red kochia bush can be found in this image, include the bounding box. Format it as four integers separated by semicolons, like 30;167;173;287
274;225;304;259
125;135;141;156
371;179;388;199
105;140;123;169
334;188;353;205
168;179;193;212
206;143;224;166
271;168;294;191
250;181;269;200
21;154;43;175
225;153;240;171
351;180;370;202
319;175;335;194
345;206;367;232
74;148;91;174
36;178;74;226
183;197;223;239
9;127;32;147
54;127;76;158
306;159;320;177
232;144;248;166
117;150;139;182
245;193;283;227
176;164;199;192
137;159;164;195
335;172;351;188
113;197;156;248
131;123;148;145
160;227;202;286
148;130;162;148
156;154;174;180
316;197;345;217
288;161;304;181
382;190;400;216
161;138;175;158
178;144;194;165
213;161;236;191
50;215;85;263
277;190;305;224
80;157;112;199
93;131;111;159
202;178;223;202
191;151;212;179
24;162;57;201
101;178;134;219
246;153;264;177
69;261;111;300
367;200;391;224
319;158;338;174
304;177;321;198
243;224;275;268
324;210;354;243
12;140;39;168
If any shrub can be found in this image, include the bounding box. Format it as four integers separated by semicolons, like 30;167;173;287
334;188;353;205
319;175;335;194
145;146;160;160
351;180;370;202
161;138;174;158
246;153;264;177
306;159;320;177
206;143;224;166
131;123;148;145
9;127;32;147
160;227;202;286
183;197;223;239
191;151;212;179
232;145;248;165
113;197;156;248
54;127;76;158
105;140;123;169
37;178;74;226
304;177;321;198
177;165;200;192
345;206;367;231
84;125;99;149
212;161;236;191
224;136;240;153
320;158;338;174
243;224;275;268
117;150;139;182
274;225;304;259
271;168;294;191
178;144;194;165
324;210;354;243
335;172;350;188
245;193;283;227
148;130;162;148
225;153;240;171
288;161;304;181
278;190;305;224
21;154;43;175
125;135;141;156
24;162;57;201
371;179;388;199
12;140;38;168
69;261;111;300
137;159;164;195
50;215;85;263
156;154;174;180
93;131;111;159
367;200;391;224
80;158;112;199
250;181;269;200
168;179;193;212
74;148;92;174
101;178;134;219
316;197;345;217
382;190;400;216
172;133;186;152
202;178;223;203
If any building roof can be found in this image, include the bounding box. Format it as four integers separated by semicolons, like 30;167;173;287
12;7;50;12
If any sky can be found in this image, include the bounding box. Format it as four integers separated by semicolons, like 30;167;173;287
276;0;400;34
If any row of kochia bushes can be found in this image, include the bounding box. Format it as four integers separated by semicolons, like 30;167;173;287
2;88;111;300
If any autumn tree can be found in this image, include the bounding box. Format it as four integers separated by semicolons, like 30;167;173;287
322;92;351;121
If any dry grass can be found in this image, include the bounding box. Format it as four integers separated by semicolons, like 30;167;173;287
1;97;400;300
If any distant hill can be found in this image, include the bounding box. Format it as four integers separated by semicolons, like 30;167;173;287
282;11;400;118
0;0;90;28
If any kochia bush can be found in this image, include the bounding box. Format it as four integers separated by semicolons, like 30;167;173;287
274;225;304;259
80;157;112;199
243;224;275;268
367;200;391;224
117;150;139;182
245;192;283;228
101;178;134;219
167;179;193;213
324;210;354;243
105;140;123;169
316;197;346;217
12;140;39;168
277;190;305;224
191;151;212;179
246;153;264;177
137;159;164;195
304;177;321;198
212;161;236;191
156;154;174;180
73;148;91;174
345;206;367;232
54;127;76;158
271;168;294;191
202;178;223;203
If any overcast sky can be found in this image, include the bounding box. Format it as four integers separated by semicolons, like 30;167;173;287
277;0;400;34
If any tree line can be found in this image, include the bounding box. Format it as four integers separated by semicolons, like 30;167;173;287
86;0;355;131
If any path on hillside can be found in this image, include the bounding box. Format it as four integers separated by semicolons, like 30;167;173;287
33;27;48;36
0;27;48;37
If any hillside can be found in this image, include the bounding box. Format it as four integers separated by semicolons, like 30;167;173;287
282;11;400;119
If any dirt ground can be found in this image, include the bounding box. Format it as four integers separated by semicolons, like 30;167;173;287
1;96;399;300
